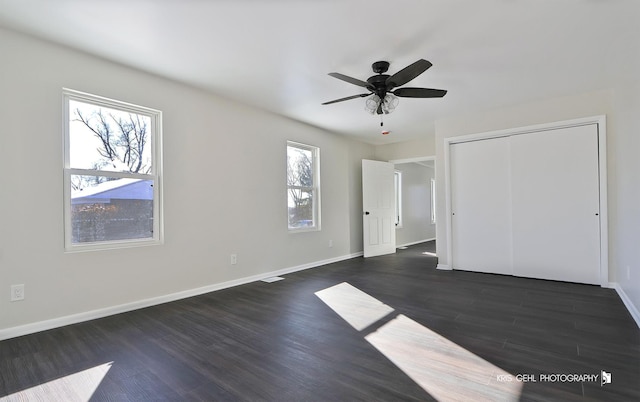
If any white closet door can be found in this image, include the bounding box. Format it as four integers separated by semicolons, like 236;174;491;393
510;124;600;284
451;137;513;275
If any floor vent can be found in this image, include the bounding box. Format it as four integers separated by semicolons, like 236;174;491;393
261;276;285;283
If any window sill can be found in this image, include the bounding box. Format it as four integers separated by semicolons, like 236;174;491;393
64;237;163;253
288;227;320;234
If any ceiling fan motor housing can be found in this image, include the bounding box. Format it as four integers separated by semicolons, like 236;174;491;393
367;74;390;98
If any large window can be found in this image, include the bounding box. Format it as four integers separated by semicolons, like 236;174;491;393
287;141;320;231
63;89;163;251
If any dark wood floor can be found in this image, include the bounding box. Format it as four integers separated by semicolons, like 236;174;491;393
1;241;639;401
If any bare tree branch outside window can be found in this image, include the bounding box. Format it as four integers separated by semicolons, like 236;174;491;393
287;144;316;228
71;103;151;190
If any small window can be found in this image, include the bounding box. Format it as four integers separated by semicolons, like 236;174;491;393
287;141;320;231
431;178;436;224
63;89;163;251
394;170;402;227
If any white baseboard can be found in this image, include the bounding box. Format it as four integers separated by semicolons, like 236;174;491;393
611;282;640;328
0;252;363;341
397;238;436;248
436;264;452;271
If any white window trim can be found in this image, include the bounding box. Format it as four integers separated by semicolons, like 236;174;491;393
430;178;436;224
394;170;403;228
287;141;320;233
62;88;163;252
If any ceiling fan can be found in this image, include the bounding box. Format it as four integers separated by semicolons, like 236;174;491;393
322;59;447;115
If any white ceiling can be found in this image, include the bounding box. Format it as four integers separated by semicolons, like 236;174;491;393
0;0;637;145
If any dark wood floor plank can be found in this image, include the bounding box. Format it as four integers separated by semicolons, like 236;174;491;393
1;241;638;401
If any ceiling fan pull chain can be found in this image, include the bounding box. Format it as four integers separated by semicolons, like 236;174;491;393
380;115;384;127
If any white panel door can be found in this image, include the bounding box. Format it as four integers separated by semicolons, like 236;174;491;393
450;137;513;275
510;124;601;284
362;159;396;258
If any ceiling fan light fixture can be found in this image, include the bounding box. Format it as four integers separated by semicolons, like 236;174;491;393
381;93;399;114
365;95;381;114
365;94;399;115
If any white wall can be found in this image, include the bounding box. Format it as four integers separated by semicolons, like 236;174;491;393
375;135;435;161
609;66;640;321
434;88;640;320
395;163;435;246
0;28;374;334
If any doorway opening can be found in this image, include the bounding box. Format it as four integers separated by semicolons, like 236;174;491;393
390;156;436;256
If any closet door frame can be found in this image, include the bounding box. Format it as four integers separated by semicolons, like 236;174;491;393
443;115;608;287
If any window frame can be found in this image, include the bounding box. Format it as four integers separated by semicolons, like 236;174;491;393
430;177;436;224
63;88;163;252
394;170;403;228
286;141;320;232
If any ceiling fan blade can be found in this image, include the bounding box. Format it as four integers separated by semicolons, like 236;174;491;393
386;59;432;89
322;93;370;105
328;72;371;88
392;87;447;98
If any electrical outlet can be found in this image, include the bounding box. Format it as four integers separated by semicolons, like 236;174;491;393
11;284;24;302
230;254;237;265
328;240;333;248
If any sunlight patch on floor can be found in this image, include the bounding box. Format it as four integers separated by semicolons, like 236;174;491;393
366;315;521;401
315;282;394;331
1;362;112;402
315;284;522;401
422;251;437;256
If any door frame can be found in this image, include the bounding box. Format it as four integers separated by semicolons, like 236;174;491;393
443;115;609;287
389;156;437;250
